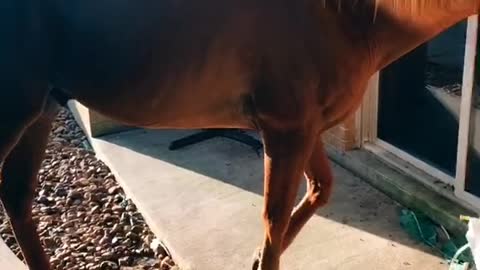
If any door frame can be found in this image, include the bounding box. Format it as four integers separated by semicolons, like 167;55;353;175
454;15;479;208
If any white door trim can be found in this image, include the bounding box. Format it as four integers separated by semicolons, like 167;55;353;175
454;15;480;209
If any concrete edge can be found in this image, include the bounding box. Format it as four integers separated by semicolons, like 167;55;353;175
325;145;474;239
88;138;195;270
0;239;27;269
67;100;92;137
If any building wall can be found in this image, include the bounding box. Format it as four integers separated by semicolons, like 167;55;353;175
68;101;133;138
322;113;359;152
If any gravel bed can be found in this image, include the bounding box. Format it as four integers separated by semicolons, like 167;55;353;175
0;108;178;270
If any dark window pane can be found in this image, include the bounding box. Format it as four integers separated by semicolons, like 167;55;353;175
378;21;467;177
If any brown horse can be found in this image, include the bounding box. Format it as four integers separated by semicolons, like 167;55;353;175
0;1;478;269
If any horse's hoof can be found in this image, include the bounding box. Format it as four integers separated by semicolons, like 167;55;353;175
251;247;262;270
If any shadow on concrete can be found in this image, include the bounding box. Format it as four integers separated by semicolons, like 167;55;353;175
98;127;443;258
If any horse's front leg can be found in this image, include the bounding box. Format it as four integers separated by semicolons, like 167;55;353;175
0;98;59;270
281;137;333;251
254;128;315;270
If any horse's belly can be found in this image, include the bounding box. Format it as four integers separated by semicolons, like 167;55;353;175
68;82;254;130
143;92;254;129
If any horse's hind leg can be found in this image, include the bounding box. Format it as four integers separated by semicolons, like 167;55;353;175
0;98;59;270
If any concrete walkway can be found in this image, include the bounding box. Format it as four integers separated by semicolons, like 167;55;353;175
90;129;447;270
0;239;27;269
